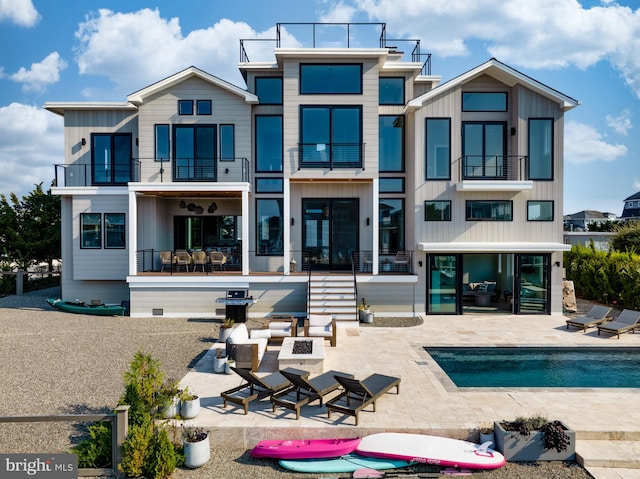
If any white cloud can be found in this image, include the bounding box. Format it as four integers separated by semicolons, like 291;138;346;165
634;178;640;190
565;120;627;164
0;103;63;198
74;9;262;94
606;109;633;136
0;0;39;27
10;52;67;92
342;0;640;98
320;2;357;23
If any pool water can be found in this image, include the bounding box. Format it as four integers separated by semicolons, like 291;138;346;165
424;347;640;388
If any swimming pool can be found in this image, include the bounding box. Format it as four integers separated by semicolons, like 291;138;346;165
424;347;640;388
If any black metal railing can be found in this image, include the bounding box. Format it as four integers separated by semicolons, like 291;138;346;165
352;250;414;274
298;143;364;169
136;248;242;274
459;155;528;181
54;160;141;187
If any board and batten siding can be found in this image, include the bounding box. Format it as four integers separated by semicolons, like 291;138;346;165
72;194;129;280
137;76;252;183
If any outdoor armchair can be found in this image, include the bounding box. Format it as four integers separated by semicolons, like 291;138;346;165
304;313;337;347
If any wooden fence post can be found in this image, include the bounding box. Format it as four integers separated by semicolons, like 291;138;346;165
16;271;24;296
113;405;129;478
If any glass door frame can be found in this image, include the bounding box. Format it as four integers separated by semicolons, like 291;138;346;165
514;253;551;314
426;254;463;314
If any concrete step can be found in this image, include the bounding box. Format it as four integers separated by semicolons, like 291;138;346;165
309;299;356;307
309;281;354;288
309;288;355;294
577;440;640;470
309;293;356;300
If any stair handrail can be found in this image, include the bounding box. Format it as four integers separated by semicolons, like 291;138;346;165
351;251;358;320
307;249;312;317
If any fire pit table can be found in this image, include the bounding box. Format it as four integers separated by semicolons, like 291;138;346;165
277;337;325;374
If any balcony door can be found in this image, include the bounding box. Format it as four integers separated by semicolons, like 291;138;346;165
462;122;506;178
303;199;358;270
173;125;216;181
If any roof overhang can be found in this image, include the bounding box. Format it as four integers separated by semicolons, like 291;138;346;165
417;242;571;253
44;102;137;117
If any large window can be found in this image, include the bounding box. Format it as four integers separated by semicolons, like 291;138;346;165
466;200;512;221
379;199;404;253
255;115;283;172
220;124;235;161
155;125;169;161
91;133;132;185
105;213;125;248
462;92;507;111
528;118;553;180
300;64;362;94
255;77;282;104
80;213;102;249
425;118;450;180
173;125;216;181
462;122;506;178
379;115;404;172
300;106;362;167
174;216;238;250
379;77;404;105
528;200;554;221
256;199;283;255
425;201;451;221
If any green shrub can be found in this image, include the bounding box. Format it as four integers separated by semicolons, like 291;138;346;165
148;427;179;479
119;420;154;478
71;421;112;468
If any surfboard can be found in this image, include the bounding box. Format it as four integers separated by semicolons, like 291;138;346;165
251;437;361;459
355;433;506;470
279;453;413;473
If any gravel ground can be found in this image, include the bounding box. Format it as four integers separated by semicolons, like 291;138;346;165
0;288;594;479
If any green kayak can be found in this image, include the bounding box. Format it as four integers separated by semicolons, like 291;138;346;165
46;298;126;316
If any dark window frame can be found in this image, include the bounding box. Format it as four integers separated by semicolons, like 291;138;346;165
256;198;284;256
528;117;554;180
255;115;283;173
425;118;451;180
300;63;363;95
196;100;212;115
379;198;405;252
255;178;284;193
462;92;507;112
379;115;405;172
527;200;554;222
465;200;513;221
104;212;126;249
219;124;235;161
379;77;405;105
424;201;452;221
172;124;217;181
178;100;194;115
255;77;283;104
91;133;132;185
154;124;169;162
80;213;102;249
379;177;405;193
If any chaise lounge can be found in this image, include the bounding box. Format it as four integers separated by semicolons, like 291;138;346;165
271;368;353;419
325;373;401;426
597;309;640;339
566;305;612;332
220;367;291;415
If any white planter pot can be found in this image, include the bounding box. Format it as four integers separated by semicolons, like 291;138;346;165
159;395;180;419
219;327;233;342
180;397;200;419
183;435;210;469
213;354;227;374
361;312;374;324
225;361;236;374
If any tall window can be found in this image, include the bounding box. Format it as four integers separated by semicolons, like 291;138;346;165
300;106;362;167
300;64;362;94
466;200;512;221
255;115;283;172
379;77;404;105
255;77;283;104
91;133;132;185
379;199;404;253
155;124;169;161
220;124;235;160
425;118;450;180
379;115;404;172
256;199;283;255
80;213;102;249
105;213;126;248
173;125;216;181
528;118;553;180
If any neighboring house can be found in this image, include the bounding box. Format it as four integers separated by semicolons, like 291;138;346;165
621;192;640;220
563;232;615;251
45;22;578;318
563;210;618;231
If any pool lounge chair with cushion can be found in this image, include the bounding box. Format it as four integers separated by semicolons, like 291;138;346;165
271;368;354;419
597;309;640;339
566;305;612;332
220;367;290;415
326;373;401;426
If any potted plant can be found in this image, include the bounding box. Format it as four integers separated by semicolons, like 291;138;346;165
219;317;235;342
358;298;371;322
478;422;495;445
157;377;181;419
213;348;227;374
494;416;575;461
179;387;201;419
225;358;236;375
183;427;210;469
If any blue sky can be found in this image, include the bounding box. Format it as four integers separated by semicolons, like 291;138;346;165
1;0;639;216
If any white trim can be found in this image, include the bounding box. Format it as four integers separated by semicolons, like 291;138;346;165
456;180;533;191
128;191;137;276
129;182;250;194
417;242;571;253
51;186;128;196
44;102;136;116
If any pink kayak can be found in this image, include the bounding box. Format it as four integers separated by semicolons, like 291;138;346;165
251;437;361;459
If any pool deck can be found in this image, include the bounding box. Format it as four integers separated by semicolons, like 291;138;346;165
180;313;640;479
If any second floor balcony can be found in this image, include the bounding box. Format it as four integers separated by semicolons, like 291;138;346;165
298;142;364;169
457;155;533;192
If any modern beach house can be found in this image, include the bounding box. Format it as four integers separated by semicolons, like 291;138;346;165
45;22;578;319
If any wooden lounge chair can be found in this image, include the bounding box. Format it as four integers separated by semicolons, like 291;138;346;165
326;373;400;426
565;305;611;332
220;367;290;415
597;309;640;339
271;368;353;419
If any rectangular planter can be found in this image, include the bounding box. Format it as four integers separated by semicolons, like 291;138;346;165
494;421;576;462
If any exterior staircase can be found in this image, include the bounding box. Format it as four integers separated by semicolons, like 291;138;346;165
307;274;358;321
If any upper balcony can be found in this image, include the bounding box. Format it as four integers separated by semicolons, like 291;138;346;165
456;155;533;192
240;22;431;76
54;157;250;188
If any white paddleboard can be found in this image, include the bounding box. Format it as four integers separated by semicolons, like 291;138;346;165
356;433;505;470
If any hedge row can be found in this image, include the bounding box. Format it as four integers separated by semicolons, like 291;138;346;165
564;244;640;311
